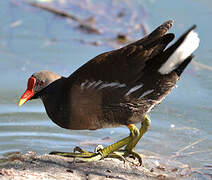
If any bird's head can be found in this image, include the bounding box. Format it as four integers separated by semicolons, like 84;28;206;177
18;70;61;106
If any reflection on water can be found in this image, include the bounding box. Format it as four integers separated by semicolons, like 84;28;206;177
0;0;212;178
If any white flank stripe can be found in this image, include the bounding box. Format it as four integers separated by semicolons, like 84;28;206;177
147;104;155;113
139;89;154;99
118;83;127;88
158;30;200;74
80;80;88;90
80;80;126;90
87;81;97;88
98;82;126;89
92;80;103;87
125;84;143;96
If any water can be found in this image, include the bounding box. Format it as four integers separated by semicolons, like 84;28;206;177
0;0;211;178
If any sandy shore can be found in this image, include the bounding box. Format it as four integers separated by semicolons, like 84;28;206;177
0;151;198;180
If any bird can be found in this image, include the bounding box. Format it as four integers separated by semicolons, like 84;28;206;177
18;20;199;165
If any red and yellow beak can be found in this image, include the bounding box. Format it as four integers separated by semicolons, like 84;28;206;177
18;76;36;107
18;89;34;106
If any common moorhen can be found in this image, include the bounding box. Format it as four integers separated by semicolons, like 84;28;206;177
18;20;199;165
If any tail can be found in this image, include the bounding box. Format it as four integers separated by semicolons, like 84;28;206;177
158;25;200;75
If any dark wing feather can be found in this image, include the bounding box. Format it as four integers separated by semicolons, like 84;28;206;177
66;20;177;129
68;20;174;86
67;20;176;105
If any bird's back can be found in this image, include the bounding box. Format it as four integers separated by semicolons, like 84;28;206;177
44;20;199;130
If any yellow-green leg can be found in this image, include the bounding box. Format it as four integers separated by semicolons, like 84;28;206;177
125;115;151;151
124;115;151;164
50;115;151;164
108;115;151;165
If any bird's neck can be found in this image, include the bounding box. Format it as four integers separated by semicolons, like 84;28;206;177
41;77;71;129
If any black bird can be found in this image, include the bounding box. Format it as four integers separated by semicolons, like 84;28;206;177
18;20;199;165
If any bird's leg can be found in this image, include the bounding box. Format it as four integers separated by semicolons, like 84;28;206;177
50;117;150;164
49;124;140;162
112;115;151;165
126;115;151;150
122;115;151;164
49;117;151;164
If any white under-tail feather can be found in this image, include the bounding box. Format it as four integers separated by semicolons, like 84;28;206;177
158;30;200;74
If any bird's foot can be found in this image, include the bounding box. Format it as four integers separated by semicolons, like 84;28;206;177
49;145;127;163
50;145;125;163
50;150;102;162
49;146;142;165
94;144;126;163
124;150;143;166
93;144;142;165
110;149;143;166
49;146;101;161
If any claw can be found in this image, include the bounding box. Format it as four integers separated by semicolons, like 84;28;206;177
73;146;89;153
128;151;143;166
108;149;143;166
108;152;126;163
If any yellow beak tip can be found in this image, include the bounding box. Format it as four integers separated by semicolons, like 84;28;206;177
18;99;26;107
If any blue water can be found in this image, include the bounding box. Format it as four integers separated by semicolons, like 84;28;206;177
0;0;211;178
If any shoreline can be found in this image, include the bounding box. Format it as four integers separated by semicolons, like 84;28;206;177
0;151;196;180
